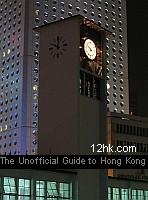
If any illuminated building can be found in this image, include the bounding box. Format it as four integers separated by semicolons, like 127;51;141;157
107;112;148;178
1;169;148;200
0;169;75;200
108;177;148;200
1;1;147;199
0;0;128;155
107;112;148;199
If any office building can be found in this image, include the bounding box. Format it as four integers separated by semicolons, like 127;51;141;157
107;112;148;200
108;177;148;200
0;169;75;200
0;4;109;199
107;112;148;179
0;2;148;199
1;169;148;200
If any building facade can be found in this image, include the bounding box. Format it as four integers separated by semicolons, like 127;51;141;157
107;112;148;181
32;0;129;114
0;0;129;154
1;169;148;200
108;177;148;200
0;169;76;200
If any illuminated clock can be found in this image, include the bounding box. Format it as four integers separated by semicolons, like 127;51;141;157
84;39;97;60
49;36;68;58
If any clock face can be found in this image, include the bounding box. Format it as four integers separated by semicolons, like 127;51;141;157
49;36;68;58
84;39;96;60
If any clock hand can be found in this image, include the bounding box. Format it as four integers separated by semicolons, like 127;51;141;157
88;45;92;51
50;43;58;48
57;36;60;49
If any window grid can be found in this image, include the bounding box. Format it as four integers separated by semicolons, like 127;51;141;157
3;177;16;194
113;188;120;200
132;189;137;200
3;177;17;200
108;187;112;200
145;191;148;200
36;181;71;200
121;188;128;200
47;181;58;198
59;183;70;199
2;177;31;200
1;178;148;200
36;181;46;198
108;187;148;200
2;177;72;200
18;178;31;199
137;190;144;200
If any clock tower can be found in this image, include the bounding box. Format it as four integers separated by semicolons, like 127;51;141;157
34;15;109;200
34;15;110;155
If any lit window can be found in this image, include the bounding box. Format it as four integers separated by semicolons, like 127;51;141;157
108;187;111;200
33;85;38;91
47;182;58;197
33;94;38;100
7;49;11;54
137;190;144;200
113;188;120;200
35;10;40;16
46;182;71;199
5;124;7;130
132;189;137;200
3;51;6;57
3;177;17;199
18;179;30;200
0;126;2;132
59;183;70;198
36;181;45;200
107;83;110;90
145;191;148;199
121;188;128;200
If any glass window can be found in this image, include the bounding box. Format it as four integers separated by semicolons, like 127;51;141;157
108;187;112;200
36;181;45;199
18;179;30;195
59;183;69;198
121;188;128;200
18;178;31;200
137;190;144;200
132;189;137;200
3;177;17;200
47;181;58;197
18;197;30;200
47;182;70;200
113;188;120;200
145;191;148;200
2;176;72;200
3;177;16;193
3;195;16;200
36;197;45;200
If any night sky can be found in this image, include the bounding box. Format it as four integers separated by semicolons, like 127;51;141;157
127;1;148;117
127;0;148;77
